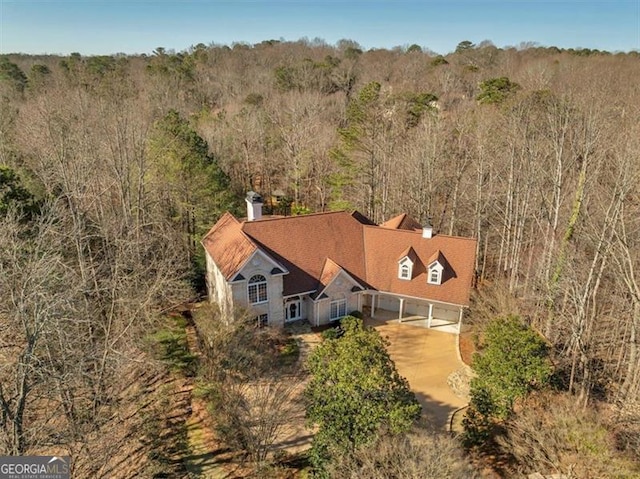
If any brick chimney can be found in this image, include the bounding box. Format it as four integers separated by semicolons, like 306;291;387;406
246;191;263;221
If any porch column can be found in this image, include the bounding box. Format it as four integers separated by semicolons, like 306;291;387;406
398;298;405;322
315;301;320;327
457;307;463;334
371;294;376;318
283;298;287;322
427;303;433;328
357;292;362;312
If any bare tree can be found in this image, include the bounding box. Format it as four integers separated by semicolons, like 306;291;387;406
328;428;478;479
0;208;77;454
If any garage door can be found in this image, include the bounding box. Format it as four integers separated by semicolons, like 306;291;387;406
404;301;429;317
377;296;399;311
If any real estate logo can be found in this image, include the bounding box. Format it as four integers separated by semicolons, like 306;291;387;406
0;456;70;479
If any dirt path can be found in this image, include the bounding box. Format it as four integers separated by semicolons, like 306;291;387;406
181;323;235;478
368;318;469;430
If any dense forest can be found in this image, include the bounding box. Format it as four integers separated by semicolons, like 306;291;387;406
1;39;639;477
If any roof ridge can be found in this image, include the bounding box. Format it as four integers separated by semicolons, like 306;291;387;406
362;219;370;283
363;224;477;241
241;210;350;224
202;212;239;241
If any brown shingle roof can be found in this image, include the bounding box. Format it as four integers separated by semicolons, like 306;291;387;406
201;212;257;279
363;227;476;306
204;210;476;306
380;213;422;231
242;211;368;296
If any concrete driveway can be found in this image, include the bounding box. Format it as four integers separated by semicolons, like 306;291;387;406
367;317;469;430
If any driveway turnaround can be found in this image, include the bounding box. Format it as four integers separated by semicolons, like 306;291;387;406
367;317;469;430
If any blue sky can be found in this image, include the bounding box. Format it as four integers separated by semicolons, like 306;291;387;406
1;1;639;55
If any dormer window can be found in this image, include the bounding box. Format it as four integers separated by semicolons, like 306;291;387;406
428;261;444;285
398;257;413;280
400;263;410;279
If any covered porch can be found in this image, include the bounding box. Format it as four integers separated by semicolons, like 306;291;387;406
362;292;466;334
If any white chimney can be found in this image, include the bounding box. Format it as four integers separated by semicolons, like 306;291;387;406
422;217;433;239
246;191;263;221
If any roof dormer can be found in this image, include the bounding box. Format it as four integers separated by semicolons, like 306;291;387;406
398;247;418;280
427;250;447;285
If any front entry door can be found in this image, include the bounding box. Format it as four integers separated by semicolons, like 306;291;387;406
285;298;302;322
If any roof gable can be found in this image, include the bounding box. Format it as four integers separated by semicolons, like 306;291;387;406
398;246;419;265
313;258;365;300
427;250;446;269
236;249;290;278
241;211;369;296
202;212;257;280
380;213;422;231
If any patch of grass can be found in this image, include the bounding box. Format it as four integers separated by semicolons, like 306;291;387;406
149;316;198;377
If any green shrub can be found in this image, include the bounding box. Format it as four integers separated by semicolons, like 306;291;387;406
464;315;552;447
321;328;339;340
279;338;300;366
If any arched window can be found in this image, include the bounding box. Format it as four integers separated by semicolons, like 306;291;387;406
248;274;268;304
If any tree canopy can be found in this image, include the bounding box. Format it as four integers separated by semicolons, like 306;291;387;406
0;166;39;218
477;76;520;104
0;58;28;93
474;315;552;416
304;317;421;474
465;315;553;445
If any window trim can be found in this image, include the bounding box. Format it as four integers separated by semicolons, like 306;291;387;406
399;263;411;280
427;262;443;285
398;256;414;280
248;274;268;304
330;298;347;321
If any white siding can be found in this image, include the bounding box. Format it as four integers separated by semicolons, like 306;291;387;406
235;251;285;327
314;272;361;325
205;251;234;321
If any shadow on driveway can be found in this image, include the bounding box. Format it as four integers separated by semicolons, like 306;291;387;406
366;316;469;430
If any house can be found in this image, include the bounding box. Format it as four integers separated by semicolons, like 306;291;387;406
202;192;477;332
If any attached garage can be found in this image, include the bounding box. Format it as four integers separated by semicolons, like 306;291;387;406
364;292;464;333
